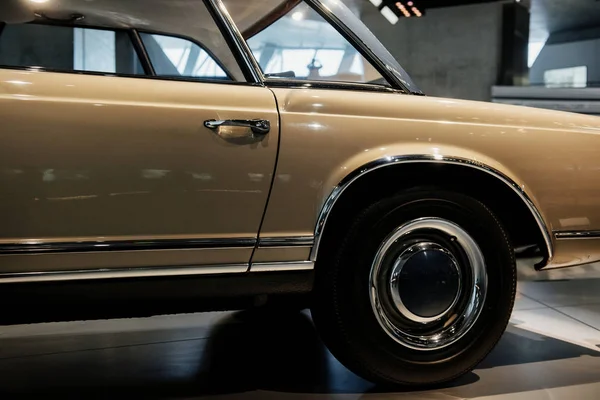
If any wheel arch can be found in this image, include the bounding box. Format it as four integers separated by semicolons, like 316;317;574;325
310;155;553;269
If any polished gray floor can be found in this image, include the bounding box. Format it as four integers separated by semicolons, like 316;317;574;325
1;276;600;399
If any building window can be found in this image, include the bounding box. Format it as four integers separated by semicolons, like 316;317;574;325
544;66;587;88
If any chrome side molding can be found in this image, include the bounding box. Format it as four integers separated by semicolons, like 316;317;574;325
258;236;315;247
554;231;600;239
0;235;316;255
251;261;314;272
0;264;249;284
0;236;257;255
310;154;554;268
0;261;315;284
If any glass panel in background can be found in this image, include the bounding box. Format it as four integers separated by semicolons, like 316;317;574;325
544;66;588;88
140;33;229;80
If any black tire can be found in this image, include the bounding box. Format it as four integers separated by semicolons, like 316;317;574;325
311;188;516;386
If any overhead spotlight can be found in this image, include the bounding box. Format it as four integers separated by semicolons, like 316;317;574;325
380;6;399;24
291;11;304;21
369;0;383;6
396;2;411;17
412;6;422;17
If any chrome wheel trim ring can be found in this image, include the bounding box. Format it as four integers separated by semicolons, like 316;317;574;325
369;217;488;351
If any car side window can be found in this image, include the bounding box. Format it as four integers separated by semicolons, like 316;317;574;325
139;33;230;80
225;0;390;86
0;1;245;82
0;24;145;76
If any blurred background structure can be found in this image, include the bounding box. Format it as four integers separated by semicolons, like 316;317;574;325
344;0;600;114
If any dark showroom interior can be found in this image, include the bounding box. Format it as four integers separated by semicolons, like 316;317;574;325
1;0;600;398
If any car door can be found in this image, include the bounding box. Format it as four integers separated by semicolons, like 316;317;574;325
222;0;405;267
0;1;278;276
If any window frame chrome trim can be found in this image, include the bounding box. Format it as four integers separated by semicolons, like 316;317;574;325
129;29;156;76
205;0;264;84
212;0;416;93
134;27;237;81
310;155;554;269
264;79;403;93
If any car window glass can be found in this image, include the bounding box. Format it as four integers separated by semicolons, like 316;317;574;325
0;24;144;75
140;33;229;80
0;0;246;82
225;0;390;86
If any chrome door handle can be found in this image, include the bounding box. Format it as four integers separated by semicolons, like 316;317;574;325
204;119;270;135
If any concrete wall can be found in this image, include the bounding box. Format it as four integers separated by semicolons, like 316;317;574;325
360;3;505;101
530;38;600;87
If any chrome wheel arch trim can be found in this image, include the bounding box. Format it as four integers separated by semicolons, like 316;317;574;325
310;154;554;268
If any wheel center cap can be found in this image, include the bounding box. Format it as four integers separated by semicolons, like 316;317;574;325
390;242;461;321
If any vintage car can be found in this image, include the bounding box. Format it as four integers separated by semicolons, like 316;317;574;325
1;0;600;387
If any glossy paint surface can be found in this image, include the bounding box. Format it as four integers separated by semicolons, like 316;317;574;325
3;69;600;271
261;87;600;268
0;69;279;265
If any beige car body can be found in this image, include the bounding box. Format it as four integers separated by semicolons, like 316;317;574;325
1;0;600;283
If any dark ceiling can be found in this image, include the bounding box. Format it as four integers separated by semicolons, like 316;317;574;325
351;0;600;43
387;0;503;8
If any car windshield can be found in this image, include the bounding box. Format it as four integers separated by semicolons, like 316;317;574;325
317;0;420;93
224;0;421;93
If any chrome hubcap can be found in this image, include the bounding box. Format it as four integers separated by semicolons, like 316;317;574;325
369;218;487;351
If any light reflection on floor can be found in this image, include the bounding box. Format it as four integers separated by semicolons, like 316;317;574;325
0;276;600;399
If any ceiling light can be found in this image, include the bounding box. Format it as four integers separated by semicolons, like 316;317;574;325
412;6;422;17
396;2;411;17
380;6;399;24
369;0;383;6
29;0;50;3
291;11;304;21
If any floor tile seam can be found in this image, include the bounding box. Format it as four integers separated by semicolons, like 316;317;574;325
545;306;600;333
515;292;600;333
516;292;600;309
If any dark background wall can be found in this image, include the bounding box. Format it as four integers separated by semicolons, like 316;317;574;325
360;2;505;101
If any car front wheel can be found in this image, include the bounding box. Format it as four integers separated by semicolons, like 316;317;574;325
311;188;516;386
